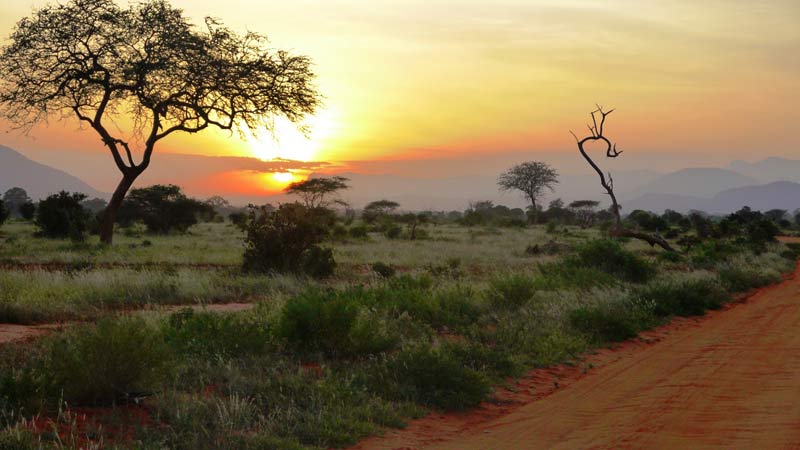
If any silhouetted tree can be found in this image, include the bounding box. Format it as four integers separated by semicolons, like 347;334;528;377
2;187;31;217
362;199;400;224
571;106;673;251
35;191;91;240
0;201;8;227
568;200;600;227
498;161;559;224
118;184;210;233
0;0;320;244
285;176;349;209
19;202;36;221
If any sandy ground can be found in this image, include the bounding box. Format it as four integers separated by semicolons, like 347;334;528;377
359;261;800;450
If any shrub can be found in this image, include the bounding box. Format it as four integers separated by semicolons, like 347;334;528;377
278;290;394;356
34;191;91;240
164;308;271;357
637;276;731;317
385;225;402;239
0;202;8;227
379;346;491;410
348;224;369;239
569;298;653;343
117;184;211;233
535;261;617;290
570;239;654;283
303;246;336;278
18;202;35;221
242;203;336;277
42;317;172;405
657;251;684;264
371;262;396;278
718;265;780;293
487;273;537;308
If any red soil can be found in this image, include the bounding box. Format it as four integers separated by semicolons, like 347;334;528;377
355;262;800;450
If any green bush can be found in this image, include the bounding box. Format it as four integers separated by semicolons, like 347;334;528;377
242;203;336;277
569;299;652;343
535;261;617;290
34;191;91;241
348;224;369;239
570;239;655;283
689;240;740;268
164;308;271;357
43;317;172;405
637;276;730;317
303;246;336;278
278;290;395;356
379;346;491;410
385;225;402;240
718;265;780;293
487;273;537;308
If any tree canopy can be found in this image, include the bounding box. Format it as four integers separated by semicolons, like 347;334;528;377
498;161;559;223
0;0;320;243
285;176;350;209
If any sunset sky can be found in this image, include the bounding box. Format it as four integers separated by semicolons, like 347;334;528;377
1;0;798;196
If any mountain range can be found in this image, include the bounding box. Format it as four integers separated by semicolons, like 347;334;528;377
1;143;799;214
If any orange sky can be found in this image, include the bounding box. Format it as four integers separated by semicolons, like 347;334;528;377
1;0;798;194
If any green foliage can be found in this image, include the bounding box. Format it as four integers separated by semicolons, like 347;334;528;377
570;239;655;283
164;308;271;357
348;224;369;239
0;427;37;450
278;290;395;356
487;273;537;308
637;276;730;317
302;246;336;278
384;224;402;239
242;203;336;277
535;261;617;290
569;298;653;343
377;346;491;411
718;265;781;293
34;191;90;241
42;317;172;405
118;185;211;233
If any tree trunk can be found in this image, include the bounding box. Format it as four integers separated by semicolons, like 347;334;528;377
99;171;139;245
531;200;539;224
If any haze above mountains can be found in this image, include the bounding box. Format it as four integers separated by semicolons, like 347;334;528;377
2;144;799;214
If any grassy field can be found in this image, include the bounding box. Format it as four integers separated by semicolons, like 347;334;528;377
0;219;795;449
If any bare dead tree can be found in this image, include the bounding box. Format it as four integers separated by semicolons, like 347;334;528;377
571;106;674;251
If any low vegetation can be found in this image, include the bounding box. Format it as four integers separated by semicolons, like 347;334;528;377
1;178;798;449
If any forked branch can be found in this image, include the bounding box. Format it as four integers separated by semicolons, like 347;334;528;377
572;105;674;252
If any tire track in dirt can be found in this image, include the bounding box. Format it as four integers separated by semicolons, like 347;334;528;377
357;260;800;450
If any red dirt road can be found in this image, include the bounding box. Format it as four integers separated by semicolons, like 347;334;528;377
360;263;800;450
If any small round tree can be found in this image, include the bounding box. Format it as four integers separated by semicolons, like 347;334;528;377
498;162;559;224
285;176;350;209
0;0;320;244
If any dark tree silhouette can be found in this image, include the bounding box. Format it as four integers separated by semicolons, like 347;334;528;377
571;106;674;251
2;187;31;216
498;161;559;224
0;0;320;244
285;176;349;209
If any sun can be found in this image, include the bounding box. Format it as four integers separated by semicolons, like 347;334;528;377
249;109;336;162
272;172;295;183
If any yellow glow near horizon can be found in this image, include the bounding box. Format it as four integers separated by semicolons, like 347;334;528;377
248;109;337;162
272;172;295;183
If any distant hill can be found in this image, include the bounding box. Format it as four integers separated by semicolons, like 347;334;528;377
729;158;800;184
0;145;105;199
621;167;756;200
625;181;800;214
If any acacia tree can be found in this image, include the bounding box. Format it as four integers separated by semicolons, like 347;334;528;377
0;0;320;244
498;161;559;224
571;106;673;251
285;176;350;209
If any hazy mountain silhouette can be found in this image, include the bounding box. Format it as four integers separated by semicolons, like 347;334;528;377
0;145;104;199
729;157;800;184
620;167;756;200
625;181;800;214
